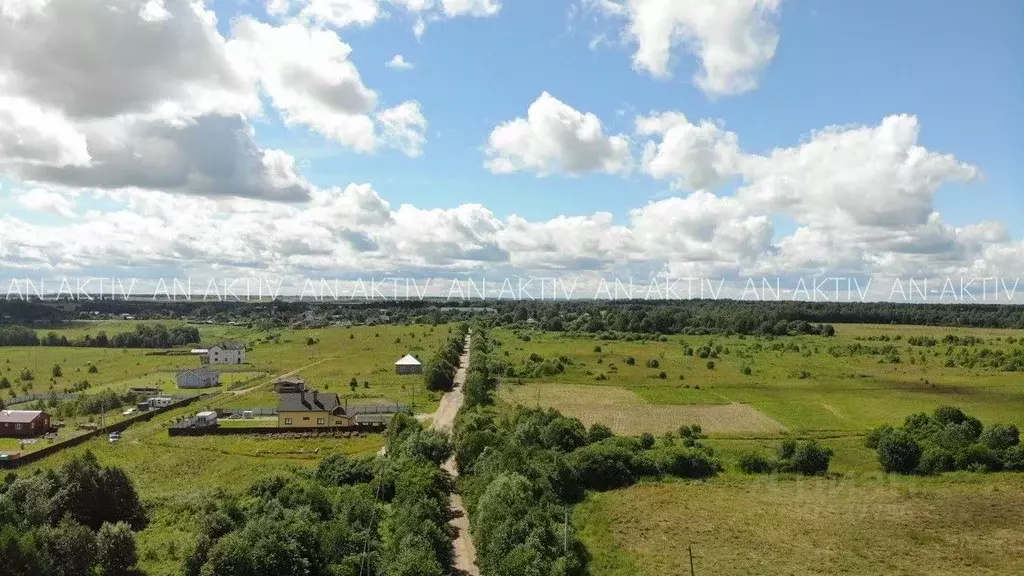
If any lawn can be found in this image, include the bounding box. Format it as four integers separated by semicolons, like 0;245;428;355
575;473;1024;576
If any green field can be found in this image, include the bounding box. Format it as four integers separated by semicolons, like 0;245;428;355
492;324;1024;575
2;321;451;411
576;473;1024;576
494;324;1024;436
17;402;383;575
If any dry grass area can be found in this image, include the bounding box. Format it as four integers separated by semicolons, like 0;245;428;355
577;475;1024;576
498;383;786;435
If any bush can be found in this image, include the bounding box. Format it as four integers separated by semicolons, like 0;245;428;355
657;371;667;379
980;423;1020;451
877;430;922;474
865;424;894;449
638;433;655;450
87;365;99;374
52;364;62;378
649;447;720;479
955;444;1001;472
1003;445;1024;471
778;440;833;476
737;452;775;474
586;423;614;444
625;357;635;365
645;359;659;369
916;447;955;475
706;360;715;370
742;366;752;375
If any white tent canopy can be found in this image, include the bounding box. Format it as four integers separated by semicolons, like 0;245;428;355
395;354;421;366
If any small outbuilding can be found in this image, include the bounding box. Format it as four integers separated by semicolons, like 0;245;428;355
394;354;422;375
273;376;307;394
0;410;51;438
176;368;221;389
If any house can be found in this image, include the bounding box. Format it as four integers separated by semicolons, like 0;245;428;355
394;354;422;375
277;390;351;428
0;410;51;438
273;376;306;394
176;368;221;389
200;341;246;365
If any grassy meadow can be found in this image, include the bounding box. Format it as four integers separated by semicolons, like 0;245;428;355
494;324;1024;436
2;320;451;411
0;319;451;573
491;324;1024;575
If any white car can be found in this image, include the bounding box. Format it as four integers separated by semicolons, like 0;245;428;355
108;432;121;443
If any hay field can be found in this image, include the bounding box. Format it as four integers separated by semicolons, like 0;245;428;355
499;382;787;435
576;474;1024;576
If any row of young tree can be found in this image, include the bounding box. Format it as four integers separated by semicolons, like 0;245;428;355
178;415;455;576
867;406;1024;475
423;323;470;392
0;451;147;576
453;326;723;575
0;323;201;348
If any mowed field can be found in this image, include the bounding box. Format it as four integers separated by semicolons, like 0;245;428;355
494;324;1024;437
1;320;452;411
576;474;1024;576
494;324;1024;575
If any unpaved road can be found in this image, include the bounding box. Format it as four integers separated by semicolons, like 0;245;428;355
430;333;479;576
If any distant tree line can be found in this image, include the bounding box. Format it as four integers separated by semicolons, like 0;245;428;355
0;323;200;348
867;406;1024;475
4;298;1024;334
0;451;146;576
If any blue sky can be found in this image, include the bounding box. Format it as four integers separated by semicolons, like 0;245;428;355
0;0;1022;294
237;0;1023;233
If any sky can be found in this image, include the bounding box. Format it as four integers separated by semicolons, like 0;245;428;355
0;0;1022;300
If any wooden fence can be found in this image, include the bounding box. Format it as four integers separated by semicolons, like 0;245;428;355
167;423;386;437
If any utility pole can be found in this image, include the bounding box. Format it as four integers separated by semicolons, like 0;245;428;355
688;544;695;576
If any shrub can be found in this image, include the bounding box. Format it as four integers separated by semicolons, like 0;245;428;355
658;371;667;379
645;359;659;369
649;447;720;479
955;444;1001;472
980;423;1020;451
777;440;833;475
52;364;63;378
737;452;775;474
638;433;655;450
1003;445;1024;471
865;424;894;449
586;423;614;444
88;365;99;374
916;447;955;475
742;366;752;375
706;360;715;370
625;357;635;365
593;346;602;353
877;430;922;474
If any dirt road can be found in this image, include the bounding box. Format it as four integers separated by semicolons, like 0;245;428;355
430;333;479;576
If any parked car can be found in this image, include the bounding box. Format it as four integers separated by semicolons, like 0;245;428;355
108;432;121;443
